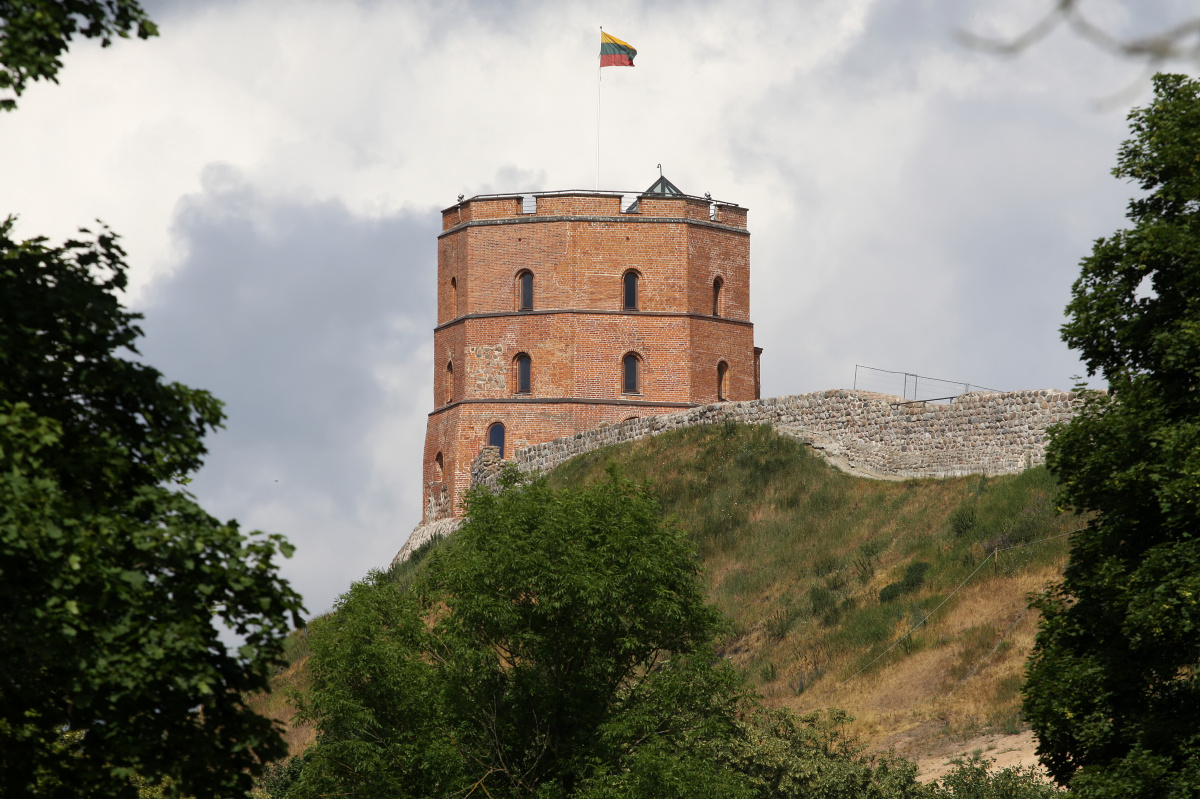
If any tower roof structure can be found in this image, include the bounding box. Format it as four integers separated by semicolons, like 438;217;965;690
641;174;684;196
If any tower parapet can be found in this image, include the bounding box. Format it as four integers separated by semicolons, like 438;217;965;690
422;177;758;521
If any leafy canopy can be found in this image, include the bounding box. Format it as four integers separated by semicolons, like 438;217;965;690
288;469;931;799
0;0;157;110
1024;73;1200;798
0;218;304;798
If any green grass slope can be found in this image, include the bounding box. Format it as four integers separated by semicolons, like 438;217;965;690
546;422;1082;756
257;421;1081;766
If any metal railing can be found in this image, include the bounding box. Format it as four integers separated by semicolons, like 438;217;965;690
852;365;1003;404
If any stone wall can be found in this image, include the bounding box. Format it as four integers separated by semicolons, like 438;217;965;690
482;388;1082;486
396;388;1084;564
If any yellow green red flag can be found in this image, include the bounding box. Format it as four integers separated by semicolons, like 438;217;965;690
600;31;636;67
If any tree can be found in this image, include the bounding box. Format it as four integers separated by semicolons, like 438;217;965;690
290;469;929;799
1023;73;1200;798
292;469;748;799
958;0;1200;72
0;218;305;798
0;0;157;110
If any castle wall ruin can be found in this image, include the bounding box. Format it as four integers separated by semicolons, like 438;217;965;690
393;387;1084;565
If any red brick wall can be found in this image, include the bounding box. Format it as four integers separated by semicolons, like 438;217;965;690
423;191;756;520
424;399;695;519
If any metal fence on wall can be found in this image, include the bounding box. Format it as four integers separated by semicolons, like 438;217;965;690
852;365;1002;404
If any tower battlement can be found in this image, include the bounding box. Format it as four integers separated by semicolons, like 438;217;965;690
441;190;748;231
422;177;759;522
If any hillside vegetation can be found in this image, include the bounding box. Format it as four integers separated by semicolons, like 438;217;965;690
257;421;1081;769
546;422;1081;758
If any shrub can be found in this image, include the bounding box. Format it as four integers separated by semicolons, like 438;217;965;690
879;583;904;604
879;561;931;603
900;561;931;591
949;504;978;537
930;752;1063;797
808;585;837;619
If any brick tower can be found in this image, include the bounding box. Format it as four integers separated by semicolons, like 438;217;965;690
422;176;759;521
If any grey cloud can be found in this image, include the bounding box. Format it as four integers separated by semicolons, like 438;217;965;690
136;164;439;614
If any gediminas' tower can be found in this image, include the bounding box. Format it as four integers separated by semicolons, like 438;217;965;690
422;176;759;521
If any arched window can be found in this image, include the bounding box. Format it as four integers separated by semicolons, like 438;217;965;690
514;352;532;394
444;360;454;405
712;276;724;317
434;452;444;480
517;270;534;311
622;352;641;394
623;270;639;310
488;422;506;458
450;277;457;314
717;361;729;401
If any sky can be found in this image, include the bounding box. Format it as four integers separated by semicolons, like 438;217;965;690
2;0;1196;619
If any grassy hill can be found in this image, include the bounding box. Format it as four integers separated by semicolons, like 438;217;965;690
255;421;1082;767
545;422;1080;759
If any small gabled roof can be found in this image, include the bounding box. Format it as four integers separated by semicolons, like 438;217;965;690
641;174;685;197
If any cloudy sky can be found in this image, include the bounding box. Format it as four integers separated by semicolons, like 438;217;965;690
2;0;1195;617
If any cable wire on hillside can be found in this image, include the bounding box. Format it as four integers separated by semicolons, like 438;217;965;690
805;527;1085;705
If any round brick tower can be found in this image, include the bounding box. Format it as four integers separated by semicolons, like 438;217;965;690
422;176;759;521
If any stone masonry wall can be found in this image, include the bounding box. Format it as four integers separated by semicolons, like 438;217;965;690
395;387;1084;565
499;389;1082;482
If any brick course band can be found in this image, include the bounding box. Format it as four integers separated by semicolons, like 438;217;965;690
438;214;752;239
434;309;756;333
429;397;700;416
395;387;1083;565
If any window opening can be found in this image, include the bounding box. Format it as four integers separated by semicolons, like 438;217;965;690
488;422;506;458
623;271;639;310
434;452;444;479
518;271;533;311
515;353;531;394
444;361;453;405
717;361;729;401
620;194;640;213
623;353;640;394
521;194;537;214
712;276;724;316
754;347;763;400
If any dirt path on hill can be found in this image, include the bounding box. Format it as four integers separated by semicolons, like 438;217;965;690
908;730;1045;783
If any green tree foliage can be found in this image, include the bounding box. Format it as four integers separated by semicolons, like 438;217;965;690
0;218;304;798
290;470;930;799
1024;73;1200;798
0;0;157;110
293;470;746;799
928;753;1063;799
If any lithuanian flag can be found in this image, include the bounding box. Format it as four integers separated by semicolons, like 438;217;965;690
600;31;636;67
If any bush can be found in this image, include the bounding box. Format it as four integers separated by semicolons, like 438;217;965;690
879;561;931;603
930;753;1063;798
900;561;931;591
950;504;978;537
255;754;307;799
808;585;839;624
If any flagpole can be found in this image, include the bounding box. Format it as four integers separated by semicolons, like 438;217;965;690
597;26;602;190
